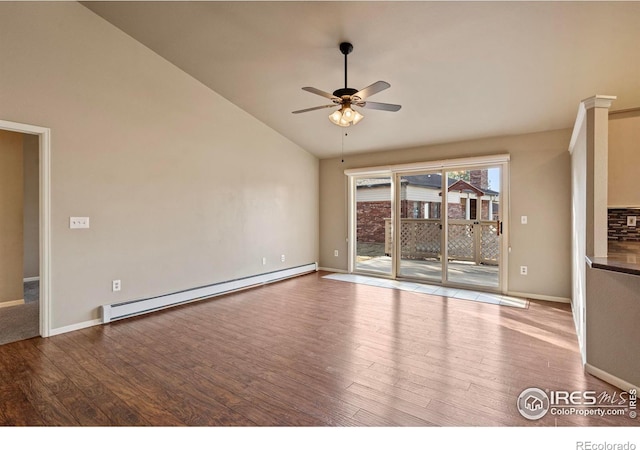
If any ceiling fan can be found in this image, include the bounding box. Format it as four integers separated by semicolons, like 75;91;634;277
292;42;401;127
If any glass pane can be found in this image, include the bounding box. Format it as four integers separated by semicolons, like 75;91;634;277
446;168;500;288
355;176;392;275
397;172;443;282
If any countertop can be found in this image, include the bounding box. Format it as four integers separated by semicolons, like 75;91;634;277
586;241;640;276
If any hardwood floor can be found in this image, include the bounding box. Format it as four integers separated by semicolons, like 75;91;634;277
0;271;636;426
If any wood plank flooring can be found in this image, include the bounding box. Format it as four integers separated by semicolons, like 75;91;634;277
0;271;636;426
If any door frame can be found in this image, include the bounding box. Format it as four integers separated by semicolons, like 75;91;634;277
0;120;51;337
346;154;510;294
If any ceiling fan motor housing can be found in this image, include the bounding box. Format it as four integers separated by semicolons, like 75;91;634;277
332;87;358;98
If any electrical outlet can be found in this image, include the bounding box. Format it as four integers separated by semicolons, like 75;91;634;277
112;279;121;292
520;266;528;276
70;217;90;229
281;254;285;262
627;216;637;227
334;250;339;257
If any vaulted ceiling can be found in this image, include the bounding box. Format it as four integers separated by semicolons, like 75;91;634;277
84;1;640;159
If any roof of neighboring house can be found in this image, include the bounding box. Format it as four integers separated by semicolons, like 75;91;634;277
356;174;499;196
356;178;392;188
402;174;449;189
448;179;485;196
402;174;499;195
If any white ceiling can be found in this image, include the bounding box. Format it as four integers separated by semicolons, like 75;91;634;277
83;1;640;159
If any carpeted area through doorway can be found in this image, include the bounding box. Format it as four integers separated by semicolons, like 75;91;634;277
0;280;39;346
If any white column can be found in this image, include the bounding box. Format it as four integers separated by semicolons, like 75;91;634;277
488;198;493;220
583;95;615;258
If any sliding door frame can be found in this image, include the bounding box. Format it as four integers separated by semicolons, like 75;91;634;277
347;172;396;277
346;154;510;294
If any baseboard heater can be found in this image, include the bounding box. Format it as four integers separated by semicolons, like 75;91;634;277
101;262;317;323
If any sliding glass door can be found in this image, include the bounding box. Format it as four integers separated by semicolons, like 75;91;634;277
348;157;507;293
444;167;501;288
354;175;393;276
396;171;443;283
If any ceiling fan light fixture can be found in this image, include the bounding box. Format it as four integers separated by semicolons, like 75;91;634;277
328;104;364;127
352;109;364;125
328;109;346;126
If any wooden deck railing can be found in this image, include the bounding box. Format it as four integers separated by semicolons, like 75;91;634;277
383;218;499;265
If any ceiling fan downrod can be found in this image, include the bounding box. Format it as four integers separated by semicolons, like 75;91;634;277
340;42;353;89
333;42;357;98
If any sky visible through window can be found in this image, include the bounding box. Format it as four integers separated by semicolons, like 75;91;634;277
488;167;500;192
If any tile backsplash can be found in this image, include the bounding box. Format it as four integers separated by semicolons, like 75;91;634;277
608;208;640;241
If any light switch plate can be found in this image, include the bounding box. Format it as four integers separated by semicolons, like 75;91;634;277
521;216;528;225
70;217;90;229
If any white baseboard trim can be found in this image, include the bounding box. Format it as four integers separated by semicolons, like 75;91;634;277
102;263;317;323
585;363;639;393
23;276;40;283
507;291;571;304
49;319;102;337
0;299;25;309
318;267;348;273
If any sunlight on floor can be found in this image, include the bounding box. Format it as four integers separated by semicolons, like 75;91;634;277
323;273;528;309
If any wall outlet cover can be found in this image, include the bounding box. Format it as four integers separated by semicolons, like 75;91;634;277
627;216;637;227
70;217;90;229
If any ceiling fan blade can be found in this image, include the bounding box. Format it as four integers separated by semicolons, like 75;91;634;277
354;81;390;100
359;101;402;112
302;87;339;100
292;104;337;114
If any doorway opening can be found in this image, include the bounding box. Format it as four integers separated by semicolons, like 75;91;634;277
0;120;51;343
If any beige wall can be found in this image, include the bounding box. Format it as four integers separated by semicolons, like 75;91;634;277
608;109;640;207
23;133;39;280
320;128;572;299
0;130;24;303
0;3;318;329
